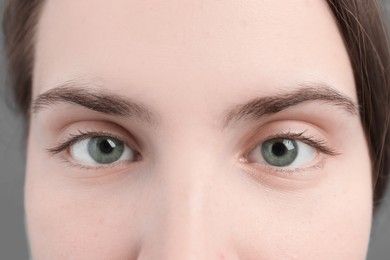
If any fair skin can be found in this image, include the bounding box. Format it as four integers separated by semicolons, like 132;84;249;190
26;0;372;259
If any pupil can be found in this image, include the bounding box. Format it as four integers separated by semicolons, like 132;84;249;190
272;142;287;157
99;139;115;154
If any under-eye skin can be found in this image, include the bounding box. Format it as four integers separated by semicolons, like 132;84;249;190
243;131;339;173
47;130;140;168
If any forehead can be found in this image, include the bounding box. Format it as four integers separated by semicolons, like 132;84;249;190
33;0;355;104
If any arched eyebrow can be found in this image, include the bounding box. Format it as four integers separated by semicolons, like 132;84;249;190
31;81;358;128
222;82;359;128
31;84;158;125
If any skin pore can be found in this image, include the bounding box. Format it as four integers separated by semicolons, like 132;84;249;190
26;0;373;259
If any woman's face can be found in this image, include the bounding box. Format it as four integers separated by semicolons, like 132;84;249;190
26;0;373;259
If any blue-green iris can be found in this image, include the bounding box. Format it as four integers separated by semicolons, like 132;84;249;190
261;138;298;167
87;137;124;164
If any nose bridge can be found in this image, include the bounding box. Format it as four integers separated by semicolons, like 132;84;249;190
141;129;224;259
164;139;213;245
158;124;219;218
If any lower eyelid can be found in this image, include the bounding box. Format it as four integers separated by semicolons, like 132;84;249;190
241;152;322;172
238;156;327;184
238;133;334;178
60;147;140;171
48;130;142;169
71;137;138;163
55;156;141;180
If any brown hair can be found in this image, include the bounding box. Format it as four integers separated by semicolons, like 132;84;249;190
2;0;390;210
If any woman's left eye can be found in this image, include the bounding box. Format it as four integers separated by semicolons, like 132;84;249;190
69;136;137;165
247;138;317;168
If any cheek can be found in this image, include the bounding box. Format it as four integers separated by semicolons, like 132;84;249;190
228;142;372;259
229;176;372;259
24;125;373;259
24;148;142;258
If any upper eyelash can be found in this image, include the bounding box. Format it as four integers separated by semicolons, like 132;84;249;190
256;130;339;156
47;130;339;168
46;130;130;156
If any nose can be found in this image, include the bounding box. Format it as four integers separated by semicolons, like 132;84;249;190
135;136;240;259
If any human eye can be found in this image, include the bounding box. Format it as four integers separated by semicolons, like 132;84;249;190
47;130;140;168
242;131;339;172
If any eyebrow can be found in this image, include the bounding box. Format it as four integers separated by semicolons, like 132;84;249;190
222;82;358;127
32;84;157;125
31;81;358;128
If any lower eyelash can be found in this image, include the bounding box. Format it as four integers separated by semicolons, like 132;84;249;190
47;130;140;171
48;130;338;174
58;157;133;171
246;157;327;179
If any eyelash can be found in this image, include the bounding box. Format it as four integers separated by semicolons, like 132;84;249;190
239;130;339;176
47;130;140;169
47;130;338;170
252;130;338;157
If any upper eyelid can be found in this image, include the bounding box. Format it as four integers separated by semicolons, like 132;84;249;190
46;133;143;173
264;132;338;154
49;130;336;155
46;130;135;156
238;132;340;181
47;127;339;169
241;131;339;162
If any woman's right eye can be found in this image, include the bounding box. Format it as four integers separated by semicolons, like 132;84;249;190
70;136;138;165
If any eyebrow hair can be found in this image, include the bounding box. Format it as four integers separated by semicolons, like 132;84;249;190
222;83;359;128
32;85;157;125
32;81;358;129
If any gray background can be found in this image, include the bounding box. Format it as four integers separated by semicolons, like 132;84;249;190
0;1;390;259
